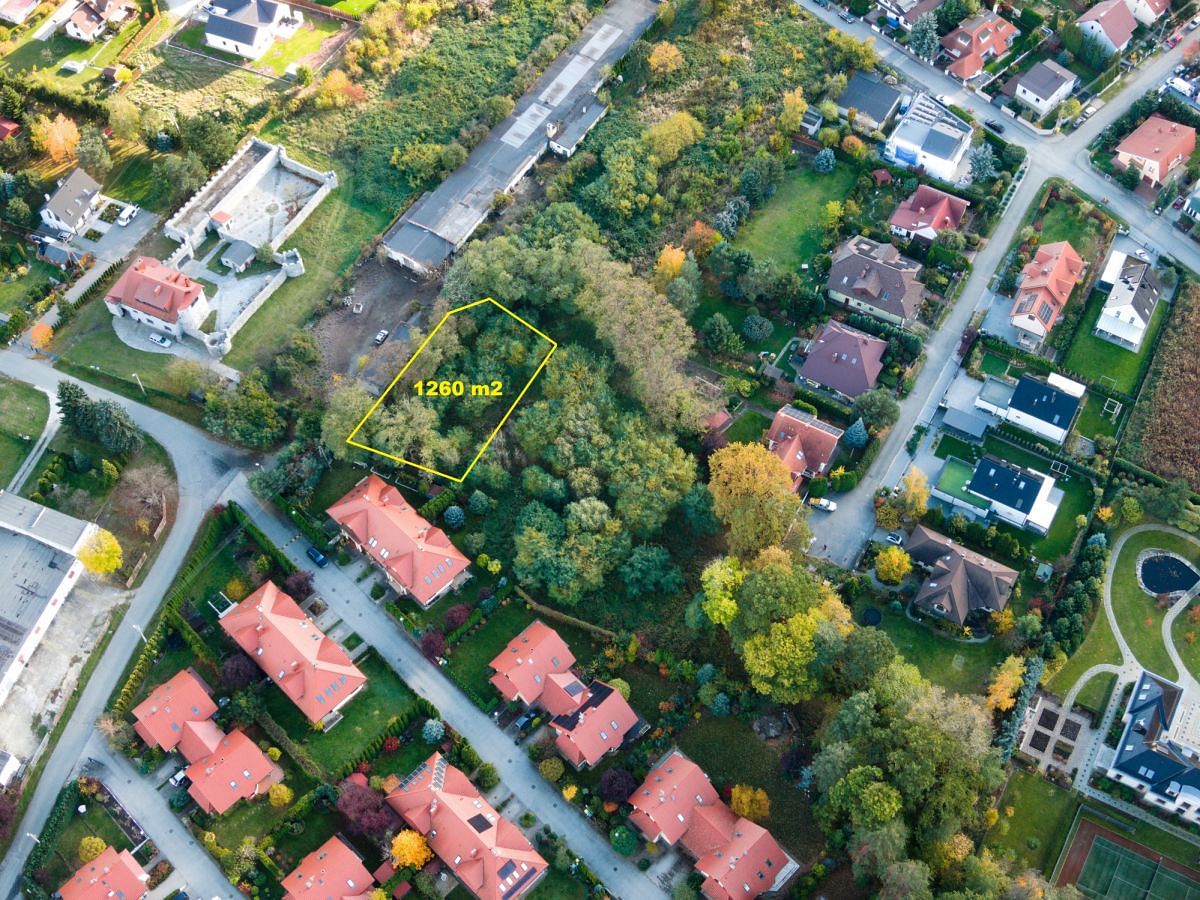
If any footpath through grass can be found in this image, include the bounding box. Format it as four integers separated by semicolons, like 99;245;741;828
0;378;49;488
1045;602;1122;709
986;770;1080;875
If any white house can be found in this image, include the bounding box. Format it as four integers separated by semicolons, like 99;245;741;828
1095;257;1161;351
1004;374;1085;445
884;93;973;183
1014;60;1078;117
0;0;38;25
1077;0;1137;54
1124;0;1167;26
39;169;101;237
104;257;214;339
63;0;135;41
204;0;301;59
965;456;1063;535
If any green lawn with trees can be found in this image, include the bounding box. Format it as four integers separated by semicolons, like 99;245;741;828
985;771;1079;875
734;165;858;270
0;377;49;487
1062;289;1166;395
1110;529;1198;679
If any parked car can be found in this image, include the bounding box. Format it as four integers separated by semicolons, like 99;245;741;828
148;332;172;348
935;93;953;106
1173;196;1186;210
813;0;829;7
984;119;1006;134
1154;206;1164;216
374;329;389;345
838;10;855;22
1187;16;1200;30
168;767;188;787
1135;247;1151;260
1168;32;1183;48
514;710;537;731
885;532;904;546
306;546;329;567
809;497;838;511
116;204;139;226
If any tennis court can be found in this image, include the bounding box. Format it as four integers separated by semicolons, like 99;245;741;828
1078;837;1200;900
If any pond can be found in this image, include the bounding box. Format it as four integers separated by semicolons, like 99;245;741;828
1140;554;1200;596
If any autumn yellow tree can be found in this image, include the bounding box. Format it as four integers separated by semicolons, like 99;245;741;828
985;655;1026;712
708;443;806;558
874;546;911;584
682;221;721;260
778;86;808;134
78;836;106;862
79;529;122;575
931;832;974;875
1096;505;1114;524
391;829;433;868
840;134;867;159
653;244;687;291
647;41;684;79
730;785;770;822
45;113;81;163
900;467;929;519
990;607;1015;636
29;323;53;350
642;112;704;165
268;783;294;808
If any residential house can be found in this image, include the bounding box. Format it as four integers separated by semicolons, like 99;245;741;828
186;728;283;814
281;835;375;900
835;72;904;131
884;93;974;181
0;117;18;141
906;525;1017;625
103;257;213;340
1014;60;1078;117
826;234;925;325
1003;373;1084;445
1095;256;1161;350
326;474;471;608
630;750;799;899
1124;0;1167;25
1106;669;1200;823
797;320;888;400
220;580;367;723
205;0;301;59
489;620;578;711
131;668;219;754
63;0;135;42
877;0;943;30
965;455;1063;534
765;405;844;491
1077;0;1137;54
36;236;85;271
1115;115;1196;187
0;0;38;24
549;680;645;770
1009;240;1085;348
889;184;970;242
221;239;257;273
387;753;547;900
39;169;101;237
941;12;1019;81
58;847;148;900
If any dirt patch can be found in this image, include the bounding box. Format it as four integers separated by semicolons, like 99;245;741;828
313;259;439;379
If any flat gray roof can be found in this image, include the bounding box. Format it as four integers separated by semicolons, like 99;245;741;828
0;491;91;556
0;531;74;674
384;0;659;272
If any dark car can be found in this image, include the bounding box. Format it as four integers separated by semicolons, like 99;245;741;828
306;546;329;568
838;9;855;21
984;119;1006;134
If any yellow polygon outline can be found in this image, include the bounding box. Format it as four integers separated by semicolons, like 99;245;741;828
345;297;557;482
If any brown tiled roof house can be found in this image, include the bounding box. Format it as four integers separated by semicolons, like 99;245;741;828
906;525;1017;625
796;320;888;400
826;235;925;325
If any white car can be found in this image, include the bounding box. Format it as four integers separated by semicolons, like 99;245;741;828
116;204;139;226
935;93;953;106
148;332;173;348
809;497;838;511
1135;248;1150;261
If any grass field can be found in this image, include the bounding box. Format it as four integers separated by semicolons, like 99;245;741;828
0;378;49;488
528;870;587;900
934;433;982;463
1111;529;1200;680
1046;604;1122;709
1039;201;1107;261
259;18;345;76
724;411;770;445
735;165;858;270
41;800;135;889
1075;392;1124;441
692;289;794;356
103;144;173;213
1062;289;1166;395
986;771;1080;875
0;20;141;91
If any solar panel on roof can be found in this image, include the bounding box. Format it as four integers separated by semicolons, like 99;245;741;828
468;812;492;833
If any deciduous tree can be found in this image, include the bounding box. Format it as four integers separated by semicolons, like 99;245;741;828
874;546;911;584
647;41;684;79
76;126;111;179
985;655;1025;712
708;443;808;558
391;830;433;868
852;389;901;429
79;529;122;574
899;467;929;519
268;783;294;808
78;836;107;862
337;780;393;836
730;785;770;822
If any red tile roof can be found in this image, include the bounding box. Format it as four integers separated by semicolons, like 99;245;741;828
131;668;217;754
1078;0;1136;48
221;580;367;723
105;257;204;324
1009;240;1084;336
0;117;18;141
550;680;642;769
1117;115;1197;178
58;847;147;900
282;835;375;900
186;728;281;814
629;751;719;846
387;753;547;900
766;406;844;488
488;620;576;710
942;12;1018;79
67;2;104;37
327;475;470;607
890;185;970;237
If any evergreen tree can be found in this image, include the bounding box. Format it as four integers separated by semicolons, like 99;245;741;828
57;382;94;438
910;13;940;61
843;418;869;449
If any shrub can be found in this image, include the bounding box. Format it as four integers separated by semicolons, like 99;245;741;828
421;719;445;744
741;315;773;342
468;490;490;515
444;603;471;631
610;825;638;856
420;631;445;659
538;757;565;783
268;783;294;808
78;836;106;862
443;505;465;528
477;763;500;791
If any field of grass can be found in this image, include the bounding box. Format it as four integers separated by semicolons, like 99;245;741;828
692;289;794;356
1110;529;1199;680
528;870;587;900
1062;288;1166;395
1073;392;1123;441
935;455;991;511
40;800;135;889
0;378;49;488
1;20;140;90
1045;604;1122;707
724;411;770;445
678;716;822;861
103;144;174;213
934;433;982;463
986;771;1080;875
735;164;858;270
259;18;345;76
1039;200;1107;261
980;352;1013;377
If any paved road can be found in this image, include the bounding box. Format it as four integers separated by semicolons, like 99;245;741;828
0;351;244;900
222;475;668;900
6;385;59;493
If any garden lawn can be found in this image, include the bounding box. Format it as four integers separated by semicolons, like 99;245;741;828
1039;196;1106;260
1073;392;1123;441
528;870;588;900
724;411;770;445
1110;529;1199;680
1045;602;1122;708
259;19;344;76
868;604;1007;695
104;144;173;213
0;378;49;488
210;725;317;848
933;433;981;463
692;289;794;356
985;770;1079;875
1062;288;1166;395
263;650;419;774
0;260;60;316
41;800;134;889
678;716;822;860
734;165;857;270
269;802;340;873
980;352;1012;377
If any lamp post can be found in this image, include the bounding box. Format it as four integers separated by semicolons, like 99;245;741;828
132;623;148;645
131;372;145;394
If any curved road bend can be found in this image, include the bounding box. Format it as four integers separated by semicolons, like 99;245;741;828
0;351;244;900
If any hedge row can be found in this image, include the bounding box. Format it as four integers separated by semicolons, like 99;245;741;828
419;487;460;522
792;384;853;425
21;780;83;898
995;656;1044;761
227;501;296;577
851;436;882;480
167;607;218;668
446;608;485;646
329;695;438;780
257;710;330;783
446;665;500;713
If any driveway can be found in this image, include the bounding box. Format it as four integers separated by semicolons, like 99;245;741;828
0;350;245;900
220;475;668;900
